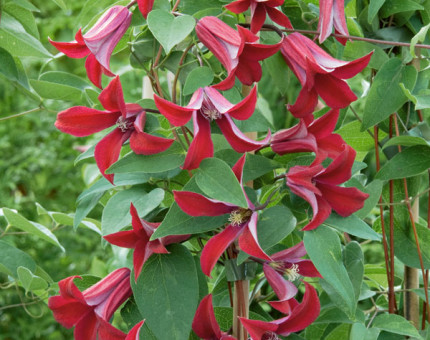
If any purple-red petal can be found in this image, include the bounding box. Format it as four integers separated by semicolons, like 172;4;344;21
192;295;222;339
173;191;236;216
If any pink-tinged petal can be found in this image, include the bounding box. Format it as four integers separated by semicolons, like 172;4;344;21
268;300;295;315
48;297;89;328
216;115;271;153
265;6;293;29
271;242;307;261
272;120;308;142
239;318;278;340
314;73;357;108
203;87;234;113
153;94;194;126
57;276;86;302
287;165;323;194
148;239;169;255
49;29;90;58
318;183;368;216
330;52;373;79
293;259;322;278
98;76;127;116
103;230;139;248
198;17;242;49
287;87;318;118
201;225;245;277
97;318;127;340
173;191;236;216
263;264;298;301
192;295;222;339
85;53;105;89
318;0;334;44
271;135;318;155
276;282;320;335
316;145;355;185
235;58;262;85
239;213;271;261
162;233;191;246
249;4;267;34
188;88;206;110
332;0;349;44
225;0;250;13
232;153;246;184
130;131;174;155
55;107;119;137
94;128;129;184
74;312;98;340
183;112;214;170
125;321;145;340
301;195;332;231
227;86;257;120
212;70;237;91
137;0;154;18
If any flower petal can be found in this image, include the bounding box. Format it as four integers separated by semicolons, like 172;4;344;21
48;297;89;328
153;94;194;126
103;230;138;248
316;145;355;185
239;317;278;340
239;212;271;261
201;225;244;276
227;86;257;120
173;191;236;216
192;295;222;339
137;0;154;18
85;53;104;89
287;87;318;118
74;312;98;340
249;4;267;34
235;58;262;85
265;6;293;29
125;320;145;340
263;264;298;301
98;76;127;116
48;29;90;58
301;195;332;231
314;73;357;108
317;0;334;44
97;317;127;340
232;153;246;184
271;242;307;261
225;0;250;13
130;131;174;155
318;183;368;216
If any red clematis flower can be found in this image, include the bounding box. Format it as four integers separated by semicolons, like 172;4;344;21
280;33;372;117
154;86;270;170
55;76;174;184
125;321;145;340
196;16;282;90
48;268;132;340
225;0;292;34
49;6;132;88
173;155;271;276
104;203;190;281
137;0;154;19
192;295;237;340
240;281;320;339
286;144;369;230
318;0;349;45
271;109;346;163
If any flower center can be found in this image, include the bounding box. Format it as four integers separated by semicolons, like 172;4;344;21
228;208;252;226
270;262;300;281
261;332;280;340
202;107;221;121
116;116;132;132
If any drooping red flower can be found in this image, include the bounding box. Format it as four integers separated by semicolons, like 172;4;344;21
271;109;346;163
240;281;320;339
137;0;154;19
286;144;369;230
280;33;372;117
192;295;237;340
55;76;174;183
48;268;132;340
154;86;270;170
318;0;349;45
225;0;292;34
173;155;272;276
196;16;282;90
104;203;190;281
49;6;132;88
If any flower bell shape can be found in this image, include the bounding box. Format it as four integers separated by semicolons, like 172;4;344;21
225;0;293;34
48;268;132;340
173;155;272;276
280;33;372;117
154;86;270;170
196;16;282;90
240;281;320;339
55;76;174;184
49;6;132;88
286;144;369;230
192;295;237;340
104;203;190;281
318;0;349;45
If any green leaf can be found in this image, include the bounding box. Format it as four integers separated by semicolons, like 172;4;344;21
323;214;381;241
183;67;214;95
354;179;384;219
325;324;351;340
0;46;19;80
51;0;67;10
350;323;380;340
8;0;40;12
372;314;423;339
3;208;65;251
214;307;268;332
147;10;195;53
30;71;90;101
17;266;48;292
132;244;199;340
304;227;356;319
101;188;164;236
343;41;389;70
178;0;224;15
380;0;424;18
195;158;247;207
74;191;104;229
152;178;227;239
0;240;36;278
263;52;290;95
376;145;430;180
106;142;185;174
382;136;429;149
362;58;417;131
3;2;39;38
368;0;385;23
0;13;51;58
343;242;364;301
410;23;430;57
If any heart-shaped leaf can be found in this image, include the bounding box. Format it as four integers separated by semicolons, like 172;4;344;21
147;10;195;53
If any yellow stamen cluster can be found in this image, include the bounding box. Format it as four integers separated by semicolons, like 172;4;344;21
116;116;131;132
285;263;300;281
228;208;252;226
202;108;221;121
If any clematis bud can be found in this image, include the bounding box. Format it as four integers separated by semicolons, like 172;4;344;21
318;0;349;45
